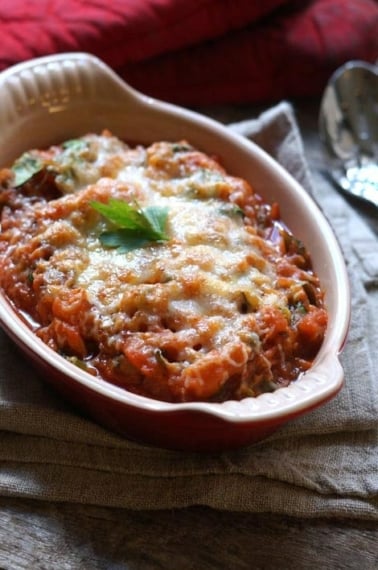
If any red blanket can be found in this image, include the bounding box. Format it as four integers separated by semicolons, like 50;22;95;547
0;0;377;105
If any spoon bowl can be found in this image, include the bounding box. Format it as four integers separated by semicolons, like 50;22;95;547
319;60;378;208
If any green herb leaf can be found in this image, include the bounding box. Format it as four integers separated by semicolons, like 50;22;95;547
12;154;43;187
219;204;244;217
99;230;152;253
172;143;192;153
62;139;88;152
142;205;169;237
91;199;169;252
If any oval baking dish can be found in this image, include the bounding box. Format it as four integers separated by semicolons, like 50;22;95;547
0;53;350;451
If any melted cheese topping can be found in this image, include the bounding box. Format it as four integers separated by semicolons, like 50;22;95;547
0;133;327;403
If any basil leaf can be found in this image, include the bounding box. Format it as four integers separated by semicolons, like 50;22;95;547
12;154;43;187
219;204;244;217
142;206;169;239
92;199;146;229
99;230;152;252
91;199;169;252
62;139;88;152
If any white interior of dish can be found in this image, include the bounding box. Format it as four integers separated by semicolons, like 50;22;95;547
0;53;350;421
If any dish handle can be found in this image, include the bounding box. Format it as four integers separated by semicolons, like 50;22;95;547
0;52;146;118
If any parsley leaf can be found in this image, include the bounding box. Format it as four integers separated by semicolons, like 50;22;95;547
91;199;169;252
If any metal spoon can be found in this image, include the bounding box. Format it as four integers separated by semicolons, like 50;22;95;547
319;60;378;208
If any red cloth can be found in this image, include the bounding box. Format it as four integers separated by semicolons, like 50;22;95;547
0;0;377;105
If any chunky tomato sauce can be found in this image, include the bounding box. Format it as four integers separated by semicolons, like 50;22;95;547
0;132;327;403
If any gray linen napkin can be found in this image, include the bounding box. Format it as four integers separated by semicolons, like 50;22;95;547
0;102;377;519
